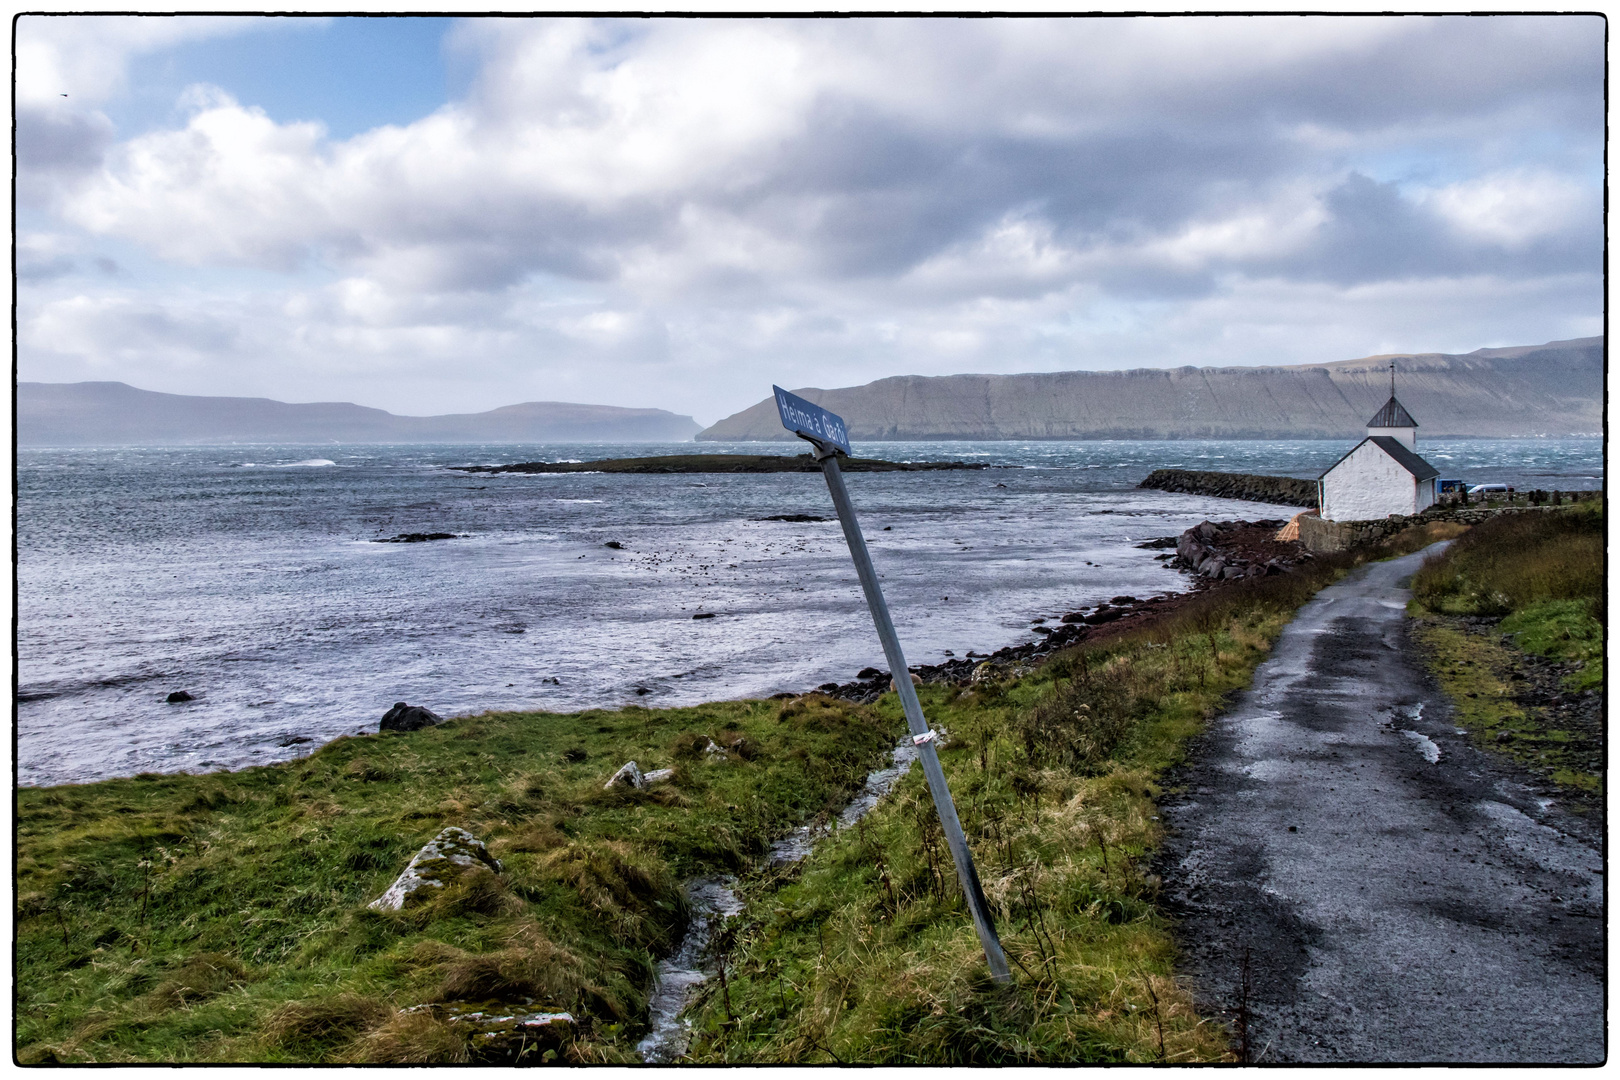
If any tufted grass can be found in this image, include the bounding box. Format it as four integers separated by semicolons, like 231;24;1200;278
15;697;897;1063
1411;500;1603;686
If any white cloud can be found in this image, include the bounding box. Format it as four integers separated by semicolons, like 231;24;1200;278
1419;170;1596;249
18;16;1606;421
16;15;273;107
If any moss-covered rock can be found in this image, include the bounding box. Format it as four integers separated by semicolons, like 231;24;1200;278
369;827;503;911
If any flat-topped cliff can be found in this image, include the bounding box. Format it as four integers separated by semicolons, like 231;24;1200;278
698;337;1601;441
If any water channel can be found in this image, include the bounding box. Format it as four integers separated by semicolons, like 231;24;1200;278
636;731;926;1062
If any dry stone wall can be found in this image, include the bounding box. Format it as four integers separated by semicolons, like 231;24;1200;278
1298;501;1591;553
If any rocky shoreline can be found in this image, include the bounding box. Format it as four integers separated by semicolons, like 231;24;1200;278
803;516;1313;703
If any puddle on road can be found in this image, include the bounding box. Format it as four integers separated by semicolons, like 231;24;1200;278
1401;730;1441;764
637;730;923;1062
1380;704;1439;764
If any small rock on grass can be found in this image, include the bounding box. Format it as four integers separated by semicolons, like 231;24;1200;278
605;761;644;790
369;827;503;912
605;761;676;789
398;1004;575;1063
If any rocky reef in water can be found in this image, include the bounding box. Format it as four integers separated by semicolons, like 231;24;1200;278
452;454;989;474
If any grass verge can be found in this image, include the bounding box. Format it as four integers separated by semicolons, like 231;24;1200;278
1409;500;1604;802
678;521;1467;1064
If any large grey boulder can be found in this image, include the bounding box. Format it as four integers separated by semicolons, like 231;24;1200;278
380;701;443;732
368;827;503;911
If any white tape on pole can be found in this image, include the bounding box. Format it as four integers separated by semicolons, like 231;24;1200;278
773;388;1012;986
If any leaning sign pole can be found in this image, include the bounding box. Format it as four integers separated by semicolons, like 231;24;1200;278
773;385;1012;985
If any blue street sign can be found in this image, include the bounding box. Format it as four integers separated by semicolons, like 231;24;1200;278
773;386;851;456
770;379;1010;984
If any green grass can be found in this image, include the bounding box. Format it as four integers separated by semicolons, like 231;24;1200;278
1408;620;1601;797
1413;500;1601;627
677;521;1467;1064
1499;600;1605;692
15;699;897;1063
1412;500;1603;692
1406;500;1605;799
17;518;1466;1064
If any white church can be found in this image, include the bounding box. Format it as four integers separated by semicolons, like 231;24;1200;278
1318;372;1440;521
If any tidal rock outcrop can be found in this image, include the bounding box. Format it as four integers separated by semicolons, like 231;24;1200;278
368;827;503;911
380;702;444;732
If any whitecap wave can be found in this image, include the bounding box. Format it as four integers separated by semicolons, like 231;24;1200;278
272;459;337;468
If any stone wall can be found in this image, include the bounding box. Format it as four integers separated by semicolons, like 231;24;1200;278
1298;502;1582;554
1138;469;1318;507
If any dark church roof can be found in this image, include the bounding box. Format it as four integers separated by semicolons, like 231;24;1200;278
1320;435;1440;482
1367;396;1418;428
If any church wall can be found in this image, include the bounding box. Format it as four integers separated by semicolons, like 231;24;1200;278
1321;441;1418;520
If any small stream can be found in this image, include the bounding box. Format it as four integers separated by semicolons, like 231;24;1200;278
636;731;924;1062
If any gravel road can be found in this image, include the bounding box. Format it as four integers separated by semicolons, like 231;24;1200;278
1158;544;1604;1063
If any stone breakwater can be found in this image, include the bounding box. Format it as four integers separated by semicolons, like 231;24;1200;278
1138;468;1318;507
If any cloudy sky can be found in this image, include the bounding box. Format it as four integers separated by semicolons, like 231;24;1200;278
16;15;1604;425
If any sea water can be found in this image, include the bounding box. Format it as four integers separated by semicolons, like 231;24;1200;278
16;438;1601;787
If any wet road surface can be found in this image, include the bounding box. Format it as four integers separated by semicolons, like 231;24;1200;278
1158;545;1604;1063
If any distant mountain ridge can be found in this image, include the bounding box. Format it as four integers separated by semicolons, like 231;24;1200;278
17;382;702;446
698;337;1603;441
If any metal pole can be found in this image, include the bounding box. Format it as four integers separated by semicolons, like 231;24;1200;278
814;447;1012;985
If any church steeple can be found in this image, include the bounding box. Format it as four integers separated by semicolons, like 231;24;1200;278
1366;360;1418;450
